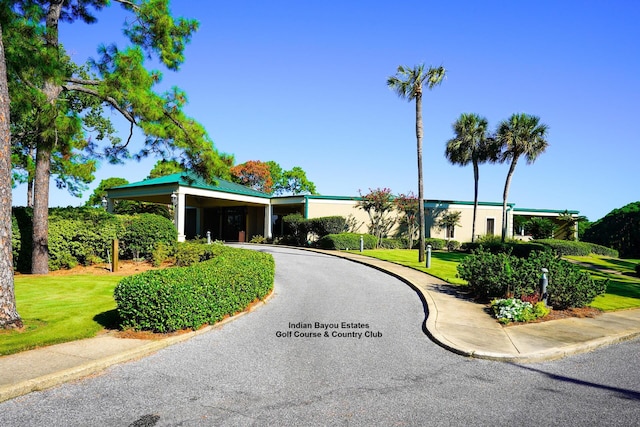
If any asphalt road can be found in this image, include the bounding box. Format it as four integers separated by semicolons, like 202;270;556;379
2;246;639;426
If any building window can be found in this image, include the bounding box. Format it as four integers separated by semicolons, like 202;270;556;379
486;218;495;236
446;224;455;239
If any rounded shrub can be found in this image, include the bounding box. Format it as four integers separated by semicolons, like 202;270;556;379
119;213;177;260
309;216;346;238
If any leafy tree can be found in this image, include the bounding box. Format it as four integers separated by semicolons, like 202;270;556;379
231;160;274;193
437;211;462;239
4;1;226;274
495;113;549;242
86;176;170;218
0;20;23;328
445;113;499;243
266;160;284;192
583;201;640;258
266;161;317;195
358;188;396;248
395;192;419;249
281;166;317;195
147;159;184;179
388;63;446;262
86;177;128;207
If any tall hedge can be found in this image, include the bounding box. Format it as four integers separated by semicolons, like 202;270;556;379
11;207;176;271
114;245;275;332
119;213;177;260
582;201;640;258
318;233;377;250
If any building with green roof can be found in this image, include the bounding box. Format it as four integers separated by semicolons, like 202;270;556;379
106;173;580;242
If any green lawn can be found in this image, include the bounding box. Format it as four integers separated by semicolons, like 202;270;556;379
1;274;124;356
350;249;468;285
354;250;640;311
566;255;640;311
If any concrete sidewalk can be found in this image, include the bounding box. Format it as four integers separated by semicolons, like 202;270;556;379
329;250;640;362
2;248;639;403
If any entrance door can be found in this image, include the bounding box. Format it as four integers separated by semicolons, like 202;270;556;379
223;207;246;241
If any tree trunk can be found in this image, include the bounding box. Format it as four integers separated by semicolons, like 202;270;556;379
502;157;519;242
30;2;63;274
472;160;479;243
0;24;23;328
416;90;425;263
31;143;51;274
27;146;35;207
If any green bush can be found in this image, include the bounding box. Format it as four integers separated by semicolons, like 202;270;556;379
461;241;548;258
446;240;461;252
318;233;377;250
525;217;555;239
309;216;346;238
424;238;447;250
534;239;619;258
380;238;404;249
151;242;171;267
114;245;275;332
283;213;309;245
636;264;640;278
458;248;606;309
585;242;619;258
120;213;177;260
46;210;123;270
11;215;20;265
249;235;267;243
174;241;224;266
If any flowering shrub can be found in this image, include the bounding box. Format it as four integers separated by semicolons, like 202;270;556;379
491;298;550;324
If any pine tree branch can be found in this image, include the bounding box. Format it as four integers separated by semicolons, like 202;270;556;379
62;83;135;148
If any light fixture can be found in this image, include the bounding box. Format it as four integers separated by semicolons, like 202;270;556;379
101;196;108;209
171;191;178;207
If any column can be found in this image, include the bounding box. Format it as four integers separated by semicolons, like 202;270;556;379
264;204;273;239
174;192;186;242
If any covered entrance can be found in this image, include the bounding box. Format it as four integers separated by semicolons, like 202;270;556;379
105;173;273;242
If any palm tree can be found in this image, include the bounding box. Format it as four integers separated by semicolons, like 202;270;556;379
495;113;549;242
387;64;446;262
445;113;497;243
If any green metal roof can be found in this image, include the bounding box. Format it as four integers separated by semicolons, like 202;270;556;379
514;207;580;215
111;172;272;198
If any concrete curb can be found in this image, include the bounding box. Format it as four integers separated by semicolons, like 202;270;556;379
300;247;640;363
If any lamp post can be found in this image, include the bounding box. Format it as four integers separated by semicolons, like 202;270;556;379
101;196;108;210
540;267;549;306
170;191;178;207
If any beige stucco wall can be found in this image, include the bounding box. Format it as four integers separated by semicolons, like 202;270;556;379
306;199;371;233
306;198;509;243
425;203;506;242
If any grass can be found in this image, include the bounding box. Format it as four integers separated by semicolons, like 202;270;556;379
566;255;640;311
350;249;468;285
0;274;125;356
355;250;640;311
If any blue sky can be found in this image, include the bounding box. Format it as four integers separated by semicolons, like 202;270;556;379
11;0;640;222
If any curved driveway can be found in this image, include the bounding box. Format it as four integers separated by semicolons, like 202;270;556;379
2;246;639;426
